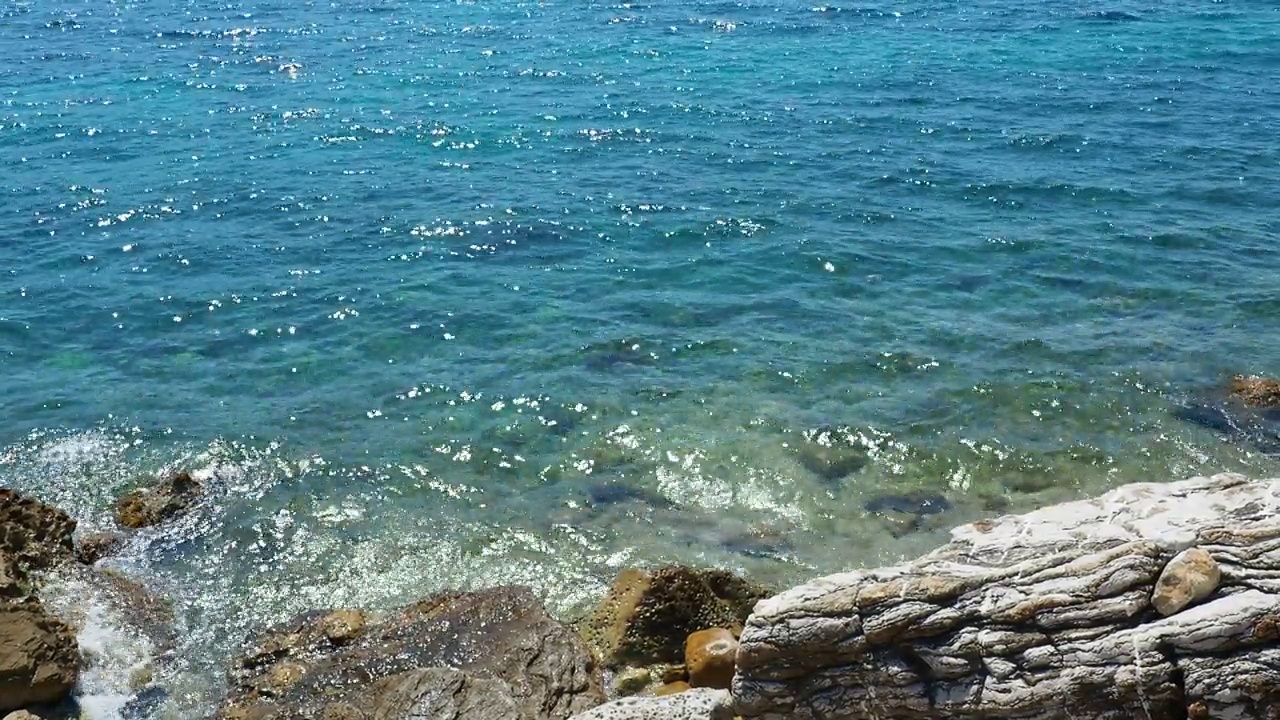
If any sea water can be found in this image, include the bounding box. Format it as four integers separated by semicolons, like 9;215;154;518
2;0;1279;715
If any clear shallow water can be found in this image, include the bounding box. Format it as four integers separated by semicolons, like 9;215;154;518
3;0;1280;715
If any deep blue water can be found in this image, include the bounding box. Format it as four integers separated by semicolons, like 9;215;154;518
3;0;1280;715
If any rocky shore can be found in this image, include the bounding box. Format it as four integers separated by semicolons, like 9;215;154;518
4;376;1280;719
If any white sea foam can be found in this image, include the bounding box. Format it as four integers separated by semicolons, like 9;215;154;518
41;572;156;720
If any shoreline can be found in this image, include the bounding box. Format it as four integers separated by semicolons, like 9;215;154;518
7;469;1280;720
2;377;1279;717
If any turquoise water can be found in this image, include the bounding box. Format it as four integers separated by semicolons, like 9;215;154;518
3;0;1280;715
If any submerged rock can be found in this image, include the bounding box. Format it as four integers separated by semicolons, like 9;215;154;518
735;472;1280;720
1172;400;1280;455
585;482;674;511
717;525;794;560
0;599;79;713
115;470;202;529
582;339;659;372
1229;375;1280;407
579;567;771;667
568;688;732;720
75;532;124;566
795;426;868;482
219;585;603;720
864;492;950;517
95;569;177;652
611;667;652;696
1172;376;1280;456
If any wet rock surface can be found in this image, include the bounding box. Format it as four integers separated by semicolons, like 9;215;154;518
74;532;123;566
0;491;81;715
0;491;76;575
580;567;771;667
734;472;1280;720
115;470;202;529
0;599;79;714
219;585;603;720
95;570;177;652
1229;375;1280;407
0;554;25;600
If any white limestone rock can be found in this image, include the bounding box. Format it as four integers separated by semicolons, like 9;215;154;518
734;473;1280;720
570;688;733;720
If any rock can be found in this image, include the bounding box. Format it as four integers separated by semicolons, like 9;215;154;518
1172;378;1280;456
656;664;687;684
580;567;770;667
734;472;1280;720
654;681;690;697
1152;547;1221;616
121;685;168;719
864;493;950;517
1229;375;1280;407
796;426;868;482
115;470;202;529
219;586;603;719
1171;400;1280;456
569;688;732;720
95;569;176;652
0;490;76;574
612;667;652;696
684;629;736;690
3;711;42;720
372;666;524;719
0;598;79;713
318;609;365;644
75;532;124;565
0;554;25;599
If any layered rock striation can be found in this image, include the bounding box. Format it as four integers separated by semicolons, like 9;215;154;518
733;472;1280;720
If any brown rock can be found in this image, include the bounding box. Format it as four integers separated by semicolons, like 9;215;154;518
0;554;26;599
655;681;691;697
115;470;202;529
580;567;770;667
684;628;737;689
612;667;651;696
219;586;603;720
0;490;76;574
1229;375;1280;407
96;570;176;652
372;667;524;720
1152;547;1221;616
318;610;365;644
264;661;307;693
4;711;43;720
0;599;79;713
75;532;124;565
320;702;366;719
657;664;688;684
